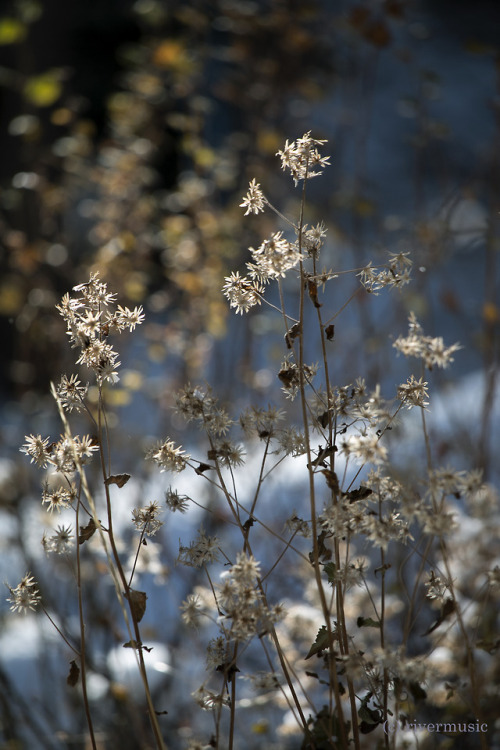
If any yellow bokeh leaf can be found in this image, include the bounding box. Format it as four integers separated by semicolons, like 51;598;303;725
251;720;269;735
122;370;144;391
24;71;62;107
104;388;132;407
0;18;26;45
483;302;500;324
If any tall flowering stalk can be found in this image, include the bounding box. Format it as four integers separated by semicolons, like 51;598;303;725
164;133;489;749
18;274;166;750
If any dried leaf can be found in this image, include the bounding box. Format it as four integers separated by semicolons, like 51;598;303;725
243;518;254;535
423;597;456;635
123;640;139;649
78;518;97;545
284;322;301;349
320;469;339;493
344;485;373;503
323;562;336;585
309;531;332;563
67;660;80;687
318;410;330;428
278;366;294;386
128;589;147;623
307;278;322;308
195;462;212;475
105;473;131;488
357;616;381;628
325;324;335;341
305;625;337;660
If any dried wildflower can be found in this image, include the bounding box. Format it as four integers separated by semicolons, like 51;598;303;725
191;684;230;711
165;487;190;513
45;525;74;554
56;374;88;412
457;469;483;498
174;385;232;435
419;507;457;537
180;594;203;626
393;313;461;369
276;132;330;185
239;405;286;439
275;426;307;456
425;572;449;602
73;273;117;307
428;466;464;496
132;502;163;537
278;355;318;400
56;273;143;385
284;513;311;538
150;439;189;473
42;482;75;513
247;672;281;691
6;573;41;615
247;231;302;281
362;511;412;551
49;435;99;473
210;440;245;467
397;375;429;409
115;304;145;331
76;340;121;384
320;502;354;539
217;553;282;642
341;431;387;465
178;528;221;568
373;647;430;685
333;559;368;589
222;271;262;315
240;178;266;215
21;434;51;468
301;222;328;256
206;635;232;670
358;252;412;294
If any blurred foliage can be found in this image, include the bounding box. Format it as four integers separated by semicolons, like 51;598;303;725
0;0;498;463
0;0;340;401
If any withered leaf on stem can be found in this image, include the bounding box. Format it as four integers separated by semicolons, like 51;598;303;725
104;473;131;488
195;462;212;475
78;518;97;545
67;660;80;687
278;367;295;386
307;278;322;308
123;639;140;649
325;324;335;341
320;469;339;494
285;322;301;349
343;485;373;503
305;625;338;660
309;530;332;564
128;589;147;623
422;597;456;636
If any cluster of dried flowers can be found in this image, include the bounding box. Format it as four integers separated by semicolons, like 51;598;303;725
9;133;499;750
